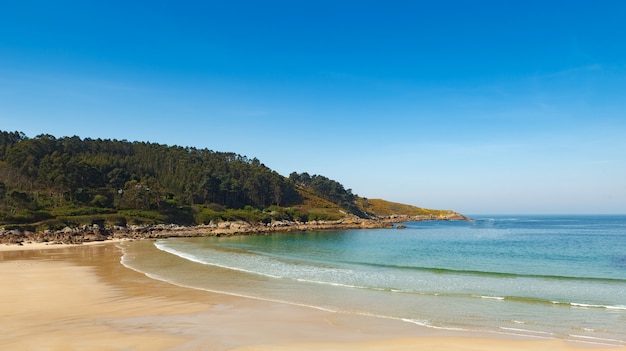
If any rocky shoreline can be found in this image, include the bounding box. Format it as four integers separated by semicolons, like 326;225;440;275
1;213;470;246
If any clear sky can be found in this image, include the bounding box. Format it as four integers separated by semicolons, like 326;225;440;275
1;1;625;214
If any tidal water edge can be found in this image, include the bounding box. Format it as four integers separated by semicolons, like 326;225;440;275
121;215;626;346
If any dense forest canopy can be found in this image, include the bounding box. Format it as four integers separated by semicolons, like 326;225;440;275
0;130;389;229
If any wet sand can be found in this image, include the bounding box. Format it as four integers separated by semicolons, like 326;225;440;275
1;242;622;350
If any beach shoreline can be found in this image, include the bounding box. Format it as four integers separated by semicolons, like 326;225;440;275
0;239;131;251
1;241;622;350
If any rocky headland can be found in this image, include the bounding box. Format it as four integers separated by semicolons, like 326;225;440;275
0;213;469;246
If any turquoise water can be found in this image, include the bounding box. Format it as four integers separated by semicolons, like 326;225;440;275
121;215;626;346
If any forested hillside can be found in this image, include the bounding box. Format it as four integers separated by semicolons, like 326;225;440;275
0;131;457;231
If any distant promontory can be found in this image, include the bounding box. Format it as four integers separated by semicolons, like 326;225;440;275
0;130;468;245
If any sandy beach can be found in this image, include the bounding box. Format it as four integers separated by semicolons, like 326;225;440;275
1;241;622;351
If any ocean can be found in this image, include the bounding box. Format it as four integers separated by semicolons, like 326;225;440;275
120;215;626;346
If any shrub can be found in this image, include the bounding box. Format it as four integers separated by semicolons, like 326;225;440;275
195;207;223;224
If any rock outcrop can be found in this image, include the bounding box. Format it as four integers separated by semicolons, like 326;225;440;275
0;213;470;246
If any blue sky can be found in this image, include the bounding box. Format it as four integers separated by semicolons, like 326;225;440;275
1;0;625;214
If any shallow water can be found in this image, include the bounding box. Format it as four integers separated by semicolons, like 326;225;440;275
121;215;626;346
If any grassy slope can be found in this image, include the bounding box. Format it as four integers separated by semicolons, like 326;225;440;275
292;187;459;219
292;186;346;221
356;197;457;217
